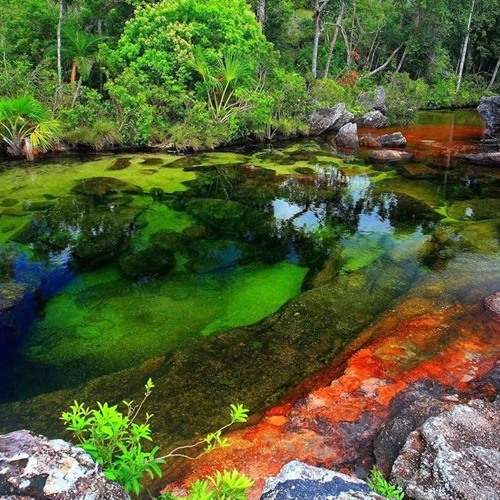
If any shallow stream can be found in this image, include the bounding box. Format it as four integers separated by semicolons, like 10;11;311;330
0;109;498;443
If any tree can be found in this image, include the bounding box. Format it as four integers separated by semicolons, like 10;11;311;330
59;27;105;102
456;0;475;91
0;96;61;160
104;0;273;142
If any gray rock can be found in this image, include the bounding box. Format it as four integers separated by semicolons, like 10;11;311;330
477;95;500;137
484;291;500;321
374;381;452;476
309;103;355;136
0;430;130;499
379;132;407;147
357;87;387;115
369;150;411;162
261;461;384;500
335;123;359;148
391;399;500;500
357;111;389;129
462;152;500;167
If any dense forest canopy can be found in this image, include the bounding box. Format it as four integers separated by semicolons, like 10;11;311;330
0;0;499;156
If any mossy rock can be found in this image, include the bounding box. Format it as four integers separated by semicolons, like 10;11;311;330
22;201;56;212
185;198;247;234
150;230;188;252
0;282;27;312
140;158;164;166
1;199;18;207
119;245;176;279
72;177;143;197
294;167;316;175
107;157;132;171
184;239;243;273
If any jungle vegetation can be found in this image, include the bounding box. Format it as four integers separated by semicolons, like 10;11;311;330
0;0;498;157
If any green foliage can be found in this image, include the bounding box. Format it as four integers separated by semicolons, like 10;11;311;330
62;379;250;495
61;378;162;495
159;470;253;500
384;73;429;124
367;467;405;500
104;0;273;143
0;96;61;160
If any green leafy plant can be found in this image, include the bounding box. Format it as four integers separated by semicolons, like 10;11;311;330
367;467;405;500
61;379;249;496
160;469;254;500
0;95;61;160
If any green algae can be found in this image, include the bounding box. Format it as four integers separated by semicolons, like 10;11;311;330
19;260;307;392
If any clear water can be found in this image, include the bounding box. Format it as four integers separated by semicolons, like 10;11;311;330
0;110;498;440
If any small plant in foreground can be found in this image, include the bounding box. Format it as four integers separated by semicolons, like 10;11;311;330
61;378;249;496
367;467;405;499
160;469;254;500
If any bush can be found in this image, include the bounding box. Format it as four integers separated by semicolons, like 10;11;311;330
384;72;429;124
61;378;250;495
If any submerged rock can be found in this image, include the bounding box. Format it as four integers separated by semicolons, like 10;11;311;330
391;399;500;500
477;95;500;137
72;177;143;197
120;245;176;279
447;199;500;221
369;150;411;162
309;103;355;136
261;461;384;500
336;123;359;148
0;283;27;313
0;429;129;499
379;132;407;148
107;157;132;171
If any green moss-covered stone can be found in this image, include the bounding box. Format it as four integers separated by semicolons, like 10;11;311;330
447;199;500;221
72;177;143;197
119;245;176;279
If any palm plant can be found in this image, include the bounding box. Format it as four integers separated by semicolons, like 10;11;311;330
0;96;61;160
193;49;251;123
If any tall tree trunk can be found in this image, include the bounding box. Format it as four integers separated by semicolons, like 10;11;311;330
257;0;266;29
323;1;345;78
396;47;407;72
57;0;64;92
456;0;475;92
311;1;322;78
311;0;331;78
368;45;403;77
487;54;500;90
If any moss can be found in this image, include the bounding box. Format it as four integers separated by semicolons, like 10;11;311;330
447;199;500;221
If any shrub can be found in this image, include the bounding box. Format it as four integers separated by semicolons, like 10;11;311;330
0;95;61;160
384;72;429;124
61;378;250;495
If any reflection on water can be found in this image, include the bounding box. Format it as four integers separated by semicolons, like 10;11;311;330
0;109;498;409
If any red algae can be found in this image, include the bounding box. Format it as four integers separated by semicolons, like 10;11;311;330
162;279;500;499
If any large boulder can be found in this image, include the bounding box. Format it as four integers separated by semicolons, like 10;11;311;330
357;87;387;115
391;399;500;500
0;430;130;499
335;123;359;148
477;96;500;137
357;111;389;129
379;132;407;147
309;103;355;136
261;461;385;500
462;152;500;167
